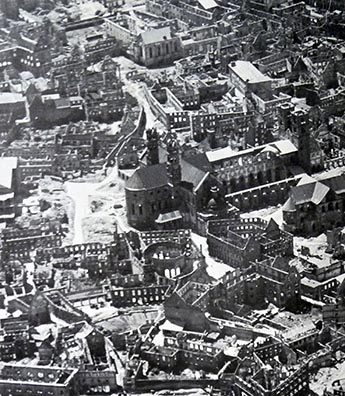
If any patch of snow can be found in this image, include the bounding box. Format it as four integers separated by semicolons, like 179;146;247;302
77;1;106;19
191;232;234;279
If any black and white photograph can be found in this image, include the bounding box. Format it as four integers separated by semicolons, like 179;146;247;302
0;0;343;394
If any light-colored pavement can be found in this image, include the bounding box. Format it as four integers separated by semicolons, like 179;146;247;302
65;181;98;244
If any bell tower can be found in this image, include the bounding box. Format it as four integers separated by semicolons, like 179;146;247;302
166;133;181;188
291;108;311;173
146;128;159;166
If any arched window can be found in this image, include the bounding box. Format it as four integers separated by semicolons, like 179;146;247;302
238;175;245;190
257;171;264;185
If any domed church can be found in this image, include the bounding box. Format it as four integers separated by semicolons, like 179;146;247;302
125;129;228;231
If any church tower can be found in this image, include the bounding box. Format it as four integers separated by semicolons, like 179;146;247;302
278;102;295;133
101;56;121;89
166;133;181;188
146;128;159;166
291;108;311;173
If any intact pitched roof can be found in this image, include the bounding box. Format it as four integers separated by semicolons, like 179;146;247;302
206;146;236;163
293;56;309;72
205;140;297;164
181;158;209;192
272;140;298;156
127;153;211;192
291;181;329;205
301;277;321;288
197;0;218;10
321;175;345;195
265;218;280;234
140;27;172;45
126;163;168;191
156;210;182;224
183;153;211;172
229;61;272;84
39;339;55;351
297;174;316;186
54;98;71;109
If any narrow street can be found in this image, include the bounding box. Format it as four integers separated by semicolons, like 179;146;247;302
116;55;172;130
64;57;158;244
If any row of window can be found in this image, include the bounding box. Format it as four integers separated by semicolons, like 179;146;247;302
146;41;179;59
113;287;166;297
131;200;169;216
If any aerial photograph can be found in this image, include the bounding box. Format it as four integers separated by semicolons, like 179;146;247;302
0;0;345;395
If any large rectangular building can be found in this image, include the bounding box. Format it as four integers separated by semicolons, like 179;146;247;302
229;60;272;96
0;364;79;396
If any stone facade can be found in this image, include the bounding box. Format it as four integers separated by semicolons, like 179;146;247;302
283;173;345;236
129;27;182;67
207;217;293;269
0;365;79;396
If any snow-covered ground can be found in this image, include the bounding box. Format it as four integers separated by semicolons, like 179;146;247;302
65;163;132;244
128;83;160;130
75;0;106;19
0;309;9;320
24;261;36;292
62;56;182;244
65;181;98;244
80;304;118;322
116;56;174;131
294;233;328;256
310;360;345;395
191;232;234;279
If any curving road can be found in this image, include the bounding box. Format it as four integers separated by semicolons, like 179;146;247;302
65;56;166;244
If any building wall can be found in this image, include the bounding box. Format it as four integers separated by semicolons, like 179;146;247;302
111;285;168;307
126;185;173;230
255;261;301;307
228;175;301;212
78;370;117;392
134;37;182;67
211;149;292;195
104;19;135;47
146;0;216;26
207;218;282;269
0;365;78;396
323;300;345;325
207;231;260;269
284;195;345;236
0;382;75;396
